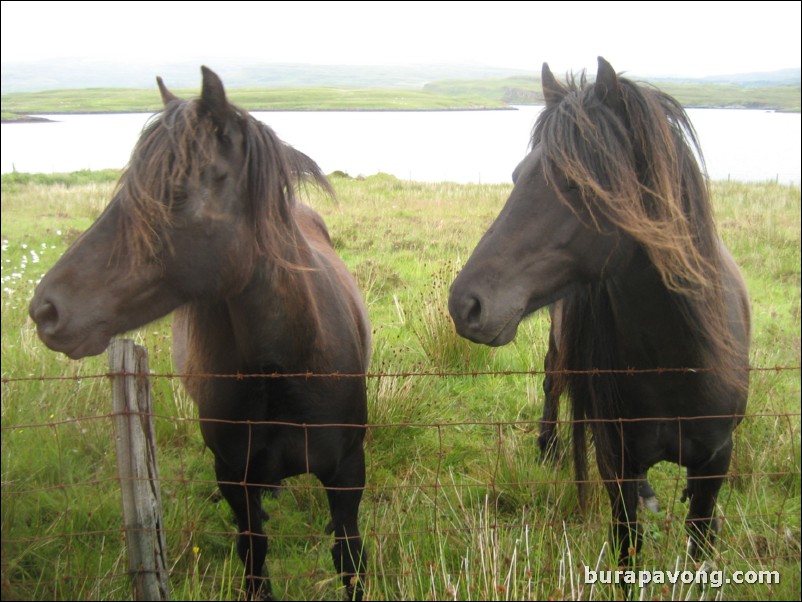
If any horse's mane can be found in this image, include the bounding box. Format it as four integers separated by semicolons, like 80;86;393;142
533;71;718;295
533;71;743;369
113;96;332;267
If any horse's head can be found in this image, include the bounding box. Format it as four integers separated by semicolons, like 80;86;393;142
449;57;636;346
29;67;318;359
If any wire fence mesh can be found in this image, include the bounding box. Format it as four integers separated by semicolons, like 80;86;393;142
2;364;800;600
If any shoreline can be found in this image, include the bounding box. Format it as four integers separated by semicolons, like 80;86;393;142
5;104;800;123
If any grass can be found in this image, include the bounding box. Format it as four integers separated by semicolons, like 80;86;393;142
1;171;800;600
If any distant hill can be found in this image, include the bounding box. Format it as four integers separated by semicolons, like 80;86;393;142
652;68;801;87
424;73;800;112
0;59;530;93
3;60;798;115
2;59;798;93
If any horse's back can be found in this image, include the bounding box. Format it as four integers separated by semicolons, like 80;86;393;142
718;240;751;418
295;203;372;370
719;240;751;352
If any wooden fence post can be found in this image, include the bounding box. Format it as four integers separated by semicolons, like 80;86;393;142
108;338;170;601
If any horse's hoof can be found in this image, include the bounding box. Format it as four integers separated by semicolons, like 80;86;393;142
641;495;659;513
345;586;364;602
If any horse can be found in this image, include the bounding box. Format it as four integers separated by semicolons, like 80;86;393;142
29;66;371;601
449;57;750;565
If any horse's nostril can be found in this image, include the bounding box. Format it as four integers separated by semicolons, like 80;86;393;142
465;296;482;327
33;300;60;332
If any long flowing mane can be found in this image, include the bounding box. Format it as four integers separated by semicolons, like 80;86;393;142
113;97;332;266
533;71;743;378
533;71;717;293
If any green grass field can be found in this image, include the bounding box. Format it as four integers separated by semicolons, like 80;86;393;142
1;171;800;600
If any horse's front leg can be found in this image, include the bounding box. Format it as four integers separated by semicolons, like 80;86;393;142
216;458;271;600
322;442;367;601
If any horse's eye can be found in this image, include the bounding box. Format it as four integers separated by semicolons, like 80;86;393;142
169;193;187;210
212;164;228;183
167;184;188;209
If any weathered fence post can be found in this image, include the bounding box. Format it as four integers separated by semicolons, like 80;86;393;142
108;338;170;601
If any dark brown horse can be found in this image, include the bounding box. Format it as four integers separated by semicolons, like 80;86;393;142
29;67;371;600
449;57;750;565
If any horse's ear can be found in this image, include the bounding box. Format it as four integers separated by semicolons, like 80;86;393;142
200;66;231;127
595;56;623;112
156;76;178;106
541;62;563;107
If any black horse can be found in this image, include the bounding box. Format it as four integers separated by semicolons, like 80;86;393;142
29;67;371;600
449;57;750;564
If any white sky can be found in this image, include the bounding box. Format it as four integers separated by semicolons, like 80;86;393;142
1;0;800;78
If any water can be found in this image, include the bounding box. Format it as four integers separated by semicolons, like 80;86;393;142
2;107;799;185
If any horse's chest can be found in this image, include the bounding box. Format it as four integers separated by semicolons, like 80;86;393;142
197;378;321;471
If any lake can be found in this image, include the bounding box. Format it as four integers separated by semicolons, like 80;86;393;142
1;107;800;185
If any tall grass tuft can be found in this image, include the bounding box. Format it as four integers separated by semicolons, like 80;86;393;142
410;260;495;372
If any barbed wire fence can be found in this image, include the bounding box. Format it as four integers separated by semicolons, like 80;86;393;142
2;340;800;600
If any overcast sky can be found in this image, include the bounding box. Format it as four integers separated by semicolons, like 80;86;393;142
1;1;799;78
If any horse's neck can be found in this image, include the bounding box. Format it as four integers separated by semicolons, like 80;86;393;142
604;249;701;369
224;249;320;371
